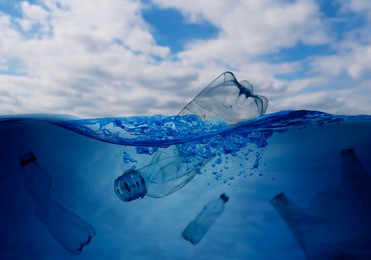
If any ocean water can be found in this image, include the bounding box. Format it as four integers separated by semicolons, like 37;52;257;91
0;110;370;259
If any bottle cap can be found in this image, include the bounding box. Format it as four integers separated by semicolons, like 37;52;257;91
220;193;229;202
19;151;37;167
114;169;147;202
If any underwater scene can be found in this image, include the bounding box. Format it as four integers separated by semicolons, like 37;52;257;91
0;72;370;259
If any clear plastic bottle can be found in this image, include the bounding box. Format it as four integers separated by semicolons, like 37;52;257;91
20;151;96;254
114;148;212;201
182;193;229;244
114;72;268;202
179;71;268;124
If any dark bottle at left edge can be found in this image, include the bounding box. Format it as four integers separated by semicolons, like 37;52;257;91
20;151;96;254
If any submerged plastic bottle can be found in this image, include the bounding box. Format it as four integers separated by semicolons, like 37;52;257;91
182;193;229;244
114;72;268;201
271;149;371;259
114;148;212;201
20;152;96;254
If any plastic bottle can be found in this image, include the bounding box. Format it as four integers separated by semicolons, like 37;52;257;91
114;148;212;201
20;151;96;254
271;149;371;259
182;193;229;244
114;72;268;202
179;71;268;124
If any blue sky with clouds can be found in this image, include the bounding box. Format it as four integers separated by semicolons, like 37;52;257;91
0;0;370;117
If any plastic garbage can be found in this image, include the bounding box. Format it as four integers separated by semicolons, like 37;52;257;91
182;193;229;245
115;147;212;201
114;72;268;201
270;149;371;259
20;151;96;254
270;192;326;258
179;71;268;124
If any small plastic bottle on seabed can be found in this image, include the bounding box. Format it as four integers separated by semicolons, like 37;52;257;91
182;193;229;245
20;151;96;254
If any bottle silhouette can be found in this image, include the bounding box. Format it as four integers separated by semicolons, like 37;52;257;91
270;192;317;253
182;193;229;244
20;151;96;254
270;149;371;259
114;72;268;202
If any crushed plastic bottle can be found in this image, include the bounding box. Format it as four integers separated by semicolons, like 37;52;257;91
182;193;229;245
114;72;268;201
179;71;268;124
20;151;96;254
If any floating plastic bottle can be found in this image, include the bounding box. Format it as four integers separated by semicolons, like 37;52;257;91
179;71;268;124
20;151;96;254
114;72;268;202
182;193;229;245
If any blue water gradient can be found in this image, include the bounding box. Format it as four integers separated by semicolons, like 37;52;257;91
0;110;370;259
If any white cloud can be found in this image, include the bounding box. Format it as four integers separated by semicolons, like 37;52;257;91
0;0;370;117
17;1;51;32
0;0;184;116
338;0;371;19
153;0;331;64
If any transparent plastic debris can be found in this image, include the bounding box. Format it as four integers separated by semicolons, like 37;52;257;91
114;72;268;201
179;71;268;125
20;152;96;254
115;147;212;201
182;193;229;245
271;149;371;259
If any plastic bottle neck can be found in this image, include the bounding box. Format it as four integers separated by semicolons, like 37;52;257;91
19;151;37;167
220;193;229;203
114;169;147;202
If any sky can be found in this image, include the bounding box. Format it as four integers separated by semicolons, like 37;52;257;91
0;0;370;118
